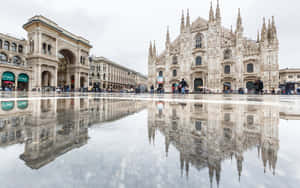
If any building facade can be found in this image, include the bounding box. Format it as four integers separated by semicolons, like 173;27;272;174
279;68;300;84
89;56;147;91
148;2;279;93
1;15;92;91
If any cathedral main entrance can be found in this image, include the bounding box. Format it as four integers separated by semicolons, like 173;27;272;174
194;78;203;92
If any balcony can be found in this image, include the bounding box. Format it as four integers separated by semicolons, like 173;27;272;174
169;63;180;69
222;59;235;65
244;72;259;77
191;64;207;72
222;73;235;79
192;47;206;54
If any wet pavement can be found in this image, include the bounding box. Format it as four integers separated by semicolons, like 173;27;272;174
0;93;300;188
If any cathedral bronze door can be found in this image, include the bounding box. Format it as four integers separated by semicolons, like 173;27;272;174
194;78;203;92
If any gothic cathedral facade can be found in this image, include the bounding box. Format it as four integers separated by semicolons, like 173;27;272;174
148;1;279;93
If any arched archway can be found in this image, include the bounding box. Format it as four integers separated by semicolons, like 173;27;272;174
194;78;203;92
58;49;76;89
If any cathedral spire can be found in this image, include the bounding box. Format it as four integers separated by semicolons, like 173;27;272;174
216;0;221;23
149;41;153;57
272;16;278;40
166;26;170;48
153;40;157;58
209;1;215;22
180;10;185;33
186;9;191;28
236;8;243;32
257;30;260;43
267;18;272;41
261;17;267;42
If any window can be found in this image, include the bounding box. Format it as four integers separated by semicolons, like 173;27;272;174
4;41;9;50
42;43;47;54
0;53;8;63
0;39;2;48
247;63;254;73
247;115;254;125
18;45;23;53
29;40;34;53
224;113;231;122
297;75;300;79
288;75;293;79
172;56;178;64
195;121;202;131
196;56;202;65
103;73;106;80
224;49;232;60
172;70;177;77
159;71;163;77
80;56;86;65
13;56;21;65
224;65;231;74
48;45;52;55
11;43;17;52
195;34;203;48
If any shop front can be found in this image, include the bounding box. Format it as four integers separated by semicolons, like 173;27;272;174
18;73;29;91
2;72;15;91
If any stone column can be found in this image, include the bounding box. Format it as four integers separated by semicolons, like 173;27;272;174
75;72;80;91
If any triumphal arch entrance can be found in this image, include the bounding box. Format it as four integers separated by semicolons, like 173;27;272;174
23;16;92;91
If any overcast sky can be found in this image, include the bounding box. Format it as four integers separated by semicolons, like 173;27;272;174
0;0;299;75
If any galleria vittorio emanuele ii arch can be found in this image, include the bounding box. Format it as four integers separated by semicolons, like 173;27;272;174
23;15;92;91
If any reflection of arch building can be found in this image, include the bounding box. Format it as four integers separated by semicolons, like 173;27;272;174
148;2;279;92
147;101;280;186
0;15;92;91
0;98;147;169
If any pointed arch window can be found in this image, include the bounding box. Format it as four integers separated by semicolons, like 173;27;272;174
195;34;203;48
196;56;202;65
159;71;163;77
224;49;232;60
224;65;231;74
172;70;177;77
247;63;254;73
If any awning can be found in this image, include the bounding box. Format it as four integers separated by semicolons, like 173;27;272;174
2;72;15;82
17;101;28;110
18;74;29;83
1;101;14;111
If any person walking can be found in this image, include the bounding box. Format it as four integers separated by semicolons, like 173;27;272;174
150;85;154;94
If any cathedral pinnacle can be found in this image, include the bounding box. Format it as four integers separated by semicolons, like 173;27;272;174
209;1;215;22
153;41;157;58
257;30;260;43
216;0;221;22
180;10;185;33
186;9;191;28
236;8;243;32
272;16;278;40
166;26;170;47
261;17;267;42
149;41;153;57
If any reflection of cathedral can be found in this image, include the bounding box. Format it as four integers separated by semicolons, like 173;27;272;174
0;98;147;169
147;101;280;186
